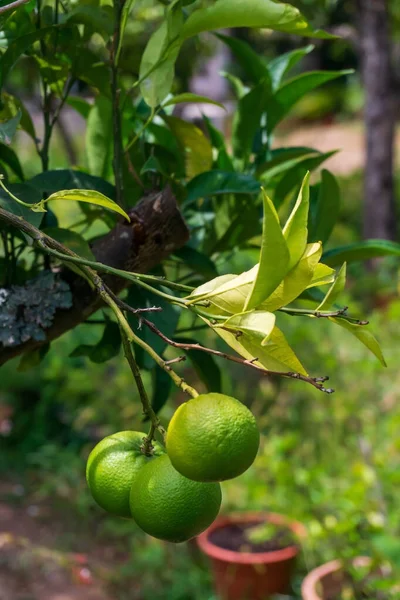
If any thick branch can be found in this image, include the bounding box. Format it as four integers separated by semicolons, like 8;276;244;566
0;187;189;366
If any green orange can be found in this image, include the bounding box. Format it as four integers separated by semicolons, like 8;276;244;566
166;393;260;482
129;454;222;543
86;431;164;517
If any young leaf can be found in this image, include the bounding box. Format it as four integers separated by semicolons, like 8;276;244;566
176;337;221;393
184;170;260;207
46;189;130;221
214;324;307;375
309;169;341;244
329;318;386;367
220;310;276;344
244;191;290;311
165;116;212;178
189;274;237;303
215;33;269;85
260;242;322;312
181;0;318;40
267;70;353;133
267;45;314;90
86;96;113;179
317;263;346;311
139;7;183;108
307;262;335;289
283;172;310;270
42;228;95;260
163;93;225;110
322;240;400;267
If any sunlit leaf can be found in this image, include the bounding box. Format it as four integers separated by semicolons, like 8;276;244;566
219;310;276;344
283;172;309;270
307;262;335;288
260;242;322;312
317;263;346;311
329;318;386;367
163;93;225;110
166;116;213;178
244;191;290;311
46;189;130;221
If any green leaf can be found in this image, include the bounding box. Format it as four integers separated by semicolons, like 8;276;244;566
0;110;21;145
0;143;24;180
232;79;271;161
244;191;290;311
215;33;269;85
184;170;260;207
42;228;95;260
90;322;121;364
151;367;172;414
322;240;400;267
317;263;346;311
273;151;337;206
267;70;352;133
329;318;386;367
46;189;130;221
0;92;36;142
268;45;314;90
220;310;276;344
0;183;44;230
182;0;320;40
214;324;307;375
163;93;225;110
173;246;218;279
283;172;310;270
18;344;50;372
0;26;57;90
29;169;115;198
119;0;138;60
66;96;92;120
140;155;165;176
72;49;111;98
126;286;180;370
165;116;212;178
260;242;322;312
307;262;335;289
256;148;322;179
309;169;341;244
139;7;183;107
176;336;221;393
65;5;114;39
86;96;113;179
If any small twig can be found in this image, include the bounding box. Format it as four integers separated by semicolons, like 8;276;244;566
164;356;186;366
126;152;145;190
112;298;334;394
0;0;29;14
279;306;368;326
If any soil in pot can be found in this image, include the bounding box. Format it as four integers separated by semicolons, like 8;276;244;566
209;521;296;554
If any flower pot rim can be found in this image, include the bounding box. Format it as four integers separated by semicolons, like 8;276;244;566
196;511;306;565
301;556;373;600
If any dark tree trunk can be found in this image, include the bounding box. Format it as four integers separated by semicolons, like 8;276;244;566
357;0;397;241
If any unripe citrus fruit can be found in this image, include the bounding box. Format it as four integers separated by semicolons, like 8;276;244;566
129;454;221;543
86;431;164;518
166;393;260;482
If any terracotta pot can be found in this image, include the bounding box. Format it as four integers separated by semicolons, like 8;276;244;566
301;556;378;600
196;512;306;600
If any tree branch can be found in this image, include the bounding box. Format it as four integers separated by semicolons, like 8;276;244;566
0;0;29;13
0;186;189;366
114;298;334;394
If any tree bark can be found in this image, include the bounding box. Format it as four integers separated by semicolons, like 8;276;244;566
357;0;397;240
0;187;189;366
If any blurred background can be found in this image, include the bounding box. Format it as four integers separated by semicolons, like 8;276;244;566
1;0;400;598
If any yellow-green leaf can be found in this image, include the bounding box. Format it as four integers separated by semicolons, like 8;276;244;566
317;263;346;311
214;324;307;375
188;274;237;302
218;310;276;344
192;265;257;314
165;116;213;178
329;318;386;367
307;262;335;289
163;93;226;110
244;191;290;311
261;242;322;312
283;171;309;270
46;189;130;222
